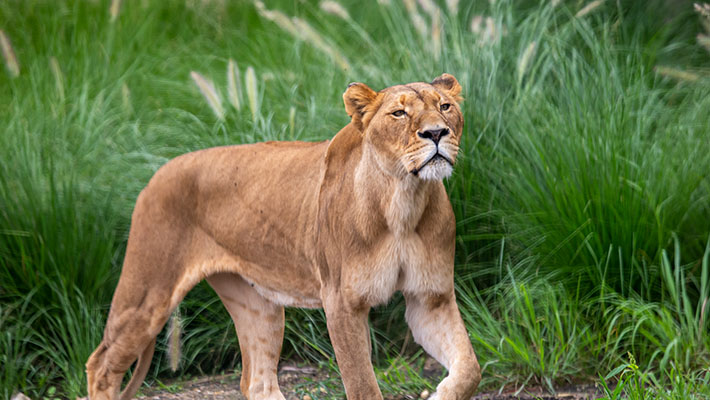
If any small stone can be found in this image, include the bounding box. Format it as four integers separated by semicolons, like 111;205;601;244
420;389;430;399
12;393;31;400
303;395;312;400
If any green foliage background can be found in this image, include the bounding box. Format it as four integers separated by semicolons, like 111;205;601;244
1;0;709;398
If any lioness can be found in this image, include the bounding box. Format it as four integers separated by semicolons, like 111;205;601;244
86;74;481;400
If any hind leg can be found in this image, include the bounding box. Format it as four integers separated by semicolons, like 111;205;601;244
86;202;201;399
207;272;285;400
86;285;175;400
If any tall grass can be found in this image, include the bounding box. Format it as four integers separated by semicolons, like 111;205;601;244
1;0;709;398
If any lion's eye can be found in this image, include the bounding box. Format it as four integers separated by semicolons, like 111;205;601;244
392;110;406;117
440;103;451;111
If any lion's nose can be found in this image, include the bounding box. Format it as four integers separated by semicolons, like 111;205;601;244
418;128;449;145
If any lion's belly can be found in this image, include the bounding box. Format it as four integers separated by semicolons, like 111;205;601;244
345;233;451;306
243;276;323;308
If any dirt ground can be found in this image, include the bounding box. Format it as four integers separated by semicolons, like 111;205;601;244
138;364;604;400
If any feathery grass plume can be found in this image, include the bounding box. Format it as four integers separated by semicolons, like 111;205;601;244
255;2;350;71
431;10;442;60
49;57;65;102
517;41;537;86
289;106;296;139
481;17;499;45
698;34;710;52
121;83;133;115
320;1;350;20
575;0;604;18
446;0;459;15
654;66;700;82
227;59;242;111
109;0;122;22
470;15;483;34
695;3;710;18
417;0;440;20
167;310;181;372
404;0;429;39
695;3;710;51
245;66;259;123
291;18;350;71
416;0;442;58
190;71;225;120
0;30;20;78
403;0;417;14
254;2;300;38
411;13;429;39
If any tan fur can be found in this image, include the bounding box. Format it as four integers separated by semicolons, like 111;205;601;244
85;74;480;400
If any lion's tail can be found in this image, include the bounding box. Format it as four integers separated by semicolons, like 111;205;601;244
119;337;156;400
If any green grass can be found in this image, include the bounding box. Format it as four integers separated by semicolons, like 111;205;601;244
1;0;710;398
598;355;710;399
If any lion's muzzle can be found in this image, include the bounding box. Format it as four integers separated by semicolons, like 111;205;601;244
417;127;450;145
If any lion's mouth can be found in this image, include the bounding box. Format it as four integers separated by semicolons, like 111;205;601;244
411;153;454;176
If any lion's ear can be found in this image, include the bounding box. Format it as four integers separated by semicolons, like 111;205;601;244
431;73;463;103
343;82;378;130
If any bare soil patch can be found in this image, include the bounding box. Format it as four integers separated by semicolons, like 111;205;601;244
139;364;603;400
138;364;331;400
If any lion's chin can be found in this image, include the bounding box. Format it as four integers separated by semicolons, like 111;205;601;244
416;157;453;180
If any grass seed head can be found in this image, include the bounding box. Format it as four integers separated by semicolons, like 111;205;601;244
167;311;182;372
320;1;351;21
289;106;296;138
255;2;301;38
481;17;499;45
470;15;483;34
417;0;440;21
49;57;64;102
410;12;429;39
654;66;700;82
291;18;350;71
576;0;604;18
0;30;20;78
245;66;259;123
431;11;442;60
190;71;225;120
695;3;710;19
227;59;242;111
446;0;459;15
257;3;350;71
517;41;537;86
121;83;132;115
698;34;710;53
403;0;417;14
110;0;122;22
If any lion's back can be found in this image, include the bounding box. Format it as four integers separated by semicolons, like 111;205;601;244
135;140;330;271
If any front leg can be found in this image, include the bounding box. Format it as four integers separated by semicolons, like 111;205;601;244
322;290;383;400
405;290;481;399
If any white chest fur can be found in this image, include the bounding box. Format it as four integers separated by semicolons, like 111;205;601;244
346;169;450;306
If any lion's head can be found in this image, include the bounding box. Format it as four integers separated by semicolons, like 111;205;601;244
343;73;464;181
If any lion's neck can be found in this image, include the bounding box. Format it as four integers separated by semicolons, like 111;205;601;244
354;145;435;236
